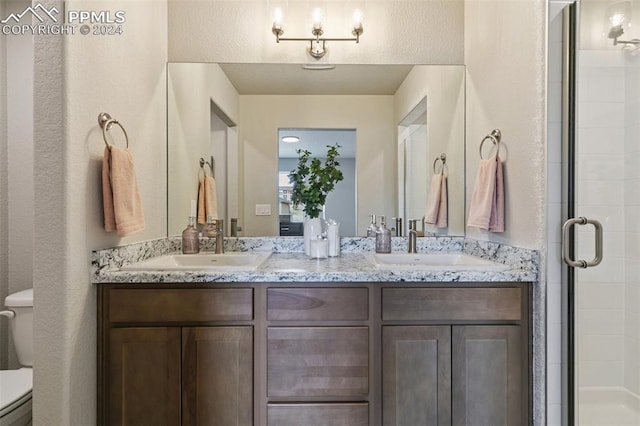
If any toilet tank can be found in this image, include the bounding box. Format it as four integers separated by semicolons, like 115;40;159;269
4;289;33;367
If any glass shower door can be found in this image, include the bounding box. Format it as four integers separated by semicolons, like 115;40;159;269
565;1;640;424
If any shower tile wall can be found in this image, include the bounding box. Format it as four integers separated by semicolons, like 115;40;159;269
577;50;627;390
624;51;640;397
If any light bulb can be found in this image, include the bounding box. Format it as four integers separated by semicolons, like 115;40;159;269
312;7;323;27
273;7;284;26
611;12;626;27
352;9;363;27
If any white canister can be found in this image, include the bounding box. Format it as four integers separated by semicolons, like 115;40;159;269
327;220;340;257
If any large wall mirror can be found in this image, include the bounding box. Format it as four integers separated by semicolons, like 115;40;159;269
167;63;465;237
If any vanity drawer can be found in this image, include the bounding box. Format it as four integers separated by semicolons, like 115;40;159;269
108;288;253;323
267;287;368;321
267;327;369;397
267;403;368;426
382;287;521;321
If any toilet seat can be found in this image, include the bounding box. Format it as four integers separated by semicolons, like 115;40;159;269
0;368;32;422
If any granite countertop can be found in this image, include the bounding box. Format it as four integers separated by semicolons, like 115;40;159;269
91;237;539;284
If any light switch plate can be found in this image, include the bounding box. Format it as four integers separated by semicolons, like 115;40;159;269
255;204;271;216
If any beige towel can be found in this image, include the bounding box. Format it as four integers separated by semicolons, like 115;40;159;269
424;173;448;228
102;146;145;237
197;175;219;224
467;155;504;232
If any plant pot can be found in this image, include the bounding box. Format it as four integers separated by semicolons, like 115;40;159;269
303;217;323;256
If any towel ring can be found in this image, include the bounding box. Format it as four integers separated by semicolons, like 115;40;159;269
98;112;129;151
479;129;502;159
433;153;447;174
199;156;215;178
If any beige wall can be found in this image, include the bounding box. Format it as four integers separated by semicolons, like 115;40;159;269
464;0;547;249
239;95;395;236
168;0;464;65
33;0;168;423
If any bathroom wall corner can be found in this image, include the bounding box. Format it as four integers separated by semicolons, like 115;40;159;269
33;0;169;424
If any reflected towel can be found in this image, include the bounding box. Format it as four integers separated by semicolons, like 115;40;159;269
424;173;448;228
102;146;145;237
467;155;504;232
197;175;219;224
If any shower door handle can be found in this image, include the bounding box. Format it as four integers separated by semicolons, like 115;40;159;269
562;217;603;268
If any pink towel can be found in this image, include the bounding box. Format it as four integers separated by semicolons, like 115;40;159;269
197;175;219;224
102;146;145;237
467;155;504;232
424;173;448;228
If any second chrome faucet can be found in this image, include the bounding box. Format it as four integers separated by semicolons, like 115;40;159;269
408;219;418;254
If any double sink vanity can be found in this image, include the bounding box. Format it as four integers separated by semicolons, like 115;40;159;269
93;236;537;426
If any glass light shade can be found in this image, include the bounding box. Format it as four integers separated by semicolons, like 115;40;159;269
281;136;300;143
604;1;632;36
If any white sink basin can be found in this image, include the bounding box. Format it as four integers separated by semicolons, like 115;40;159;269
364;252;510;271
121;252;272;272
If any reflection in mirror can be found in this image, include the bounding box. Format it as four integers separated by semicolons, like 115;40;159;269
278;129;357;236
399;98;429;231
167;63;465;237
395;67;465;236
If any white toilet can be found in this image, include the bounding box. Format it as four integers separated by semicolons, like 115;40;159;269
0;289;33;426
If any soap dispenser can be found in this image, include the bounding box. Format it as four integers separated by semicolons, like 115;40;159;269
182;200;200;254
366;214;377;237
375;215;392;253
182;216;200;254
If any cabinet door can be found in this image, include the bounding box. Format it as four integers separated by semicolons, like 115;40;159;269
382;326;451;426
182;327;253;426
108;327;181;426
452;326;525;426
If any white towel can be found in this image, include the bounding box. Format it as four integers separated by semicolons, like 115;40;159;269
424;173;448;228
467;155;505;232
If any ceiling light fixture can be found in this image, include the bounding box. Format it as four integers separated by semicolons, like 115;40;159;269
281;136;300;143
605;1;639;47
272;7;364;60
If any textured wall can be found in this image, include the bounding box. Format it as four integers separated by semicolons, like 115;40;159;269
168;0;464;65
0;0;7;372
464;0;547;249
32;0;168;424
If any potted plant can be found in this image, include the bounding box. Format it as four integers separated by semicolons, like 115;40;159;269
288;144;344;255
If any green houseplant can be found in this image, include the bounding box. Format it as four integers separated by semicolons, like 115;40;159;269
288;144;344;219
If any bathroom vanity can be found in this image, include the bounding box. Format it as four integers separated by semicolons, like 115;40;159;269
94;240;536;426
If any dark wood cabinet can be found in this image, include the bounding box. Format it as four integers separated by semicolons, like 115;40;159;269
381;286;529;426
452;325;525;426
108;327;181;426
99;286;255;426
182;326;253;426
99;282;530;426
382;326;452;426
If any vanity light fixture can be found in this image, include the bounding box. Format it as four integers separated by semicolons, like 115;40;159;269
271;7;364;59
606;1;639;47
281;136;300;143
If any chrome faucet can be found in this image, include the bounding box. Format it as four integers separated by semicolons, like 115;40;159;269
215;219;224;254
408;219;418;254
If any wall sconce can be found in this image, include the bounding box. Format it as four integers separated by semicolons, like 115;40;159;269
272;7;364;59
605;1;639;46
